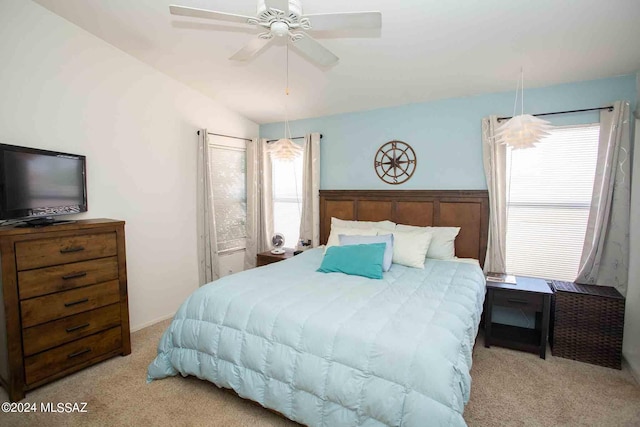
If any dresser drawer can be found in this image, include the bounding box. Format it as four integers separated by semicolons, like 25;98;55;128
24;326;122;385
18;257;119;300
22;304;121;357
21;280;120;328
492;289;543;311
15;232;117;271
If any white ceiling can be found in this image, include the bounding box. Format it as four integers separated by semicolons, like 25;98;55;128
33;0;640;124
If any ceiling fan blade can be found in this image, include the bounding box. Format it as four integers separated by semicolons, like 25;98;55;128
264;0;289;14
290;33;339;67
230;37;274;61
304;11;382;31
169;5;253;24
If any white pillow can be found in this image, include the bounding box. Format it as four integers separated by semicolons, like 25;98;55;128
325;226;377;253
391;229;433;269
331;217;396;232
395;224;460;260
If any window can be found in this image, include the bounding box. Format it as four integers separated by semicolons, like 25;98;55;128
209;138;247;253
505;124;599;281
272;150;303;248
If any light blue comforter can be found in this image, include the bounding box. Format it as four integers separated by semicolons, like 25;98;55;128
148;248;485;426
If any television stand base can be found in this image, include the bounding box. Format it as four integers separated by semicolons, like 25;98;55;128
50;220;77;226
17;218;77;228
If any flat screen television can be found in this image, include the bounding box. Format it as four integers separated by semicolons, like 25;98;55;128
0;144;87;226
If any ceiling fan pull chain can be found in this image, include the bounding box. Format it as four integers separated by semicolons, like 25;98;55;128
284;41;289;140
521;67;524;116
511;69;520;118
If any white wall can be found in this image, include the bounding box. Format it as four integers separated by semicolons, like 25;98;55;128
0;0;259;331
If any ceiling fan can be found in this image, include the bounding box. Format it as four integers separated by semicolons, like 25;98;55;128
169;0;382;67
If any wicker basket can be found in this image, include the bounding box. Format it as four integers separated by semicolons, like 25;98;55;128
549;280;624;369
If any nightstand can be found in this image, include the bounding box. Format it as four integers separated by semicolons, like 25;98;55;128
256;249;295;267
484;276;553;359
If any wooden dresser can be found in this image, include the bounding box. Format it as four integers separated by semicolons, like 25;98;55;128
0;219;130;401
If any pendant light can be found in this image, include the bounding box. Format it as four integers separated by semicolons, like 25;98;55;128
268;42;303;161
494;69;552;150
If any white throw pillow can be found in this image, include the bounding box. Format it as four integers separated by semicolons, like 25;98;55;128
391;229;433;269
331;217;396;232
395;224;460;260
339;233;394;272
325;226;377;253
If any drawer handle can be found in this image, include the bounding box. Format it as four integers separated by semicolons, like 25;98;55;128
67;348;91;359
60;246;85;254
65;323;90;333
64;298;89;307
62;271;87;280
507;298;530;305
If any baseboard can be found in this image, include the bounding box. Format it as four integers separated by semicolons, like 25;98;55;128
622;355;640;385
130;312;175;333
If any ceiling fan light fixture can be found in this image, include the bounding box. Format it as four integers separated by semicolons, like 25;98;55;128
271;21;290;37
169;1;380;68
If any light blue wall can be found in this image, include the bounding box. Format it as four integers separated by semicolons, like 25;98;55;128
260;75;637;190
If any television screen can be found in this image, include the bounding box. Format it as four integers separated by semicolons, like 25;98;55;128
0;144;87;222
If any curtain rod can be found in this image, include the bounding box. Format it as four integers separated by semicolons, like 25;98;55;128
196;130;252;142
266;134;323;143
195;131;324;143
497;106;614;122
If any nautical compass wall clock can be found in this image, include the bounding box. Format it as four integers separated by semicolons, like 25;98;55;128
374;140;417;185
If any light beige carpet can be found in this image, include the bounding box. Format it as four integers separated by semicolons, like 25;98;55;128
1;319;639;427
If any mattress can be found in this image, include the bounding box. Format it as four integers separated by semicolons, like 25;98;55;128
148;248;485;426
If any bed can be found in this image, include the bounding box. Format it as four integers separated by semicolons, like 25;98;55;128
148;190;489;427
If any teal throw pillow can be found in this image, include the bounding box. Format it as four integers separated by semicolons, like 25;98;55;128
317;243;386;279
339;233;394;272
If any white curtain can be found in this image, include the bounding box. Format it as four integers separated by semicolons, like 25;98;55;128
244;138;274;269
576;101;631;295
196;129;220;285
244;138;258;269
299;132;321;247
481;116;508;273
260;138;275;252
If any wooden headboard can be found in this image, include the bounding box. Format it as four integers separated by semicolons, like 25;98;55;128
320;190;489;268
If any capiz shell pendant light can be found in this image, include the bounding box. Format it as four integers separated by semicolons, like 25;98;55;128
494;114;552;150
268;137;303;160
268;43;303;161
495;70;552;150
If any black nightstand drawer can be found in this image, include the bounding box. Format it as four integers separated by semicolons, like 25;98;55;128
493;290;543;311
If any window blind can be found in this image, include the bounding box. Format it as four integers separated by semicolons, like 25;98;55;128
505;124;599;281
272;153;303;248
209;144;247;253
